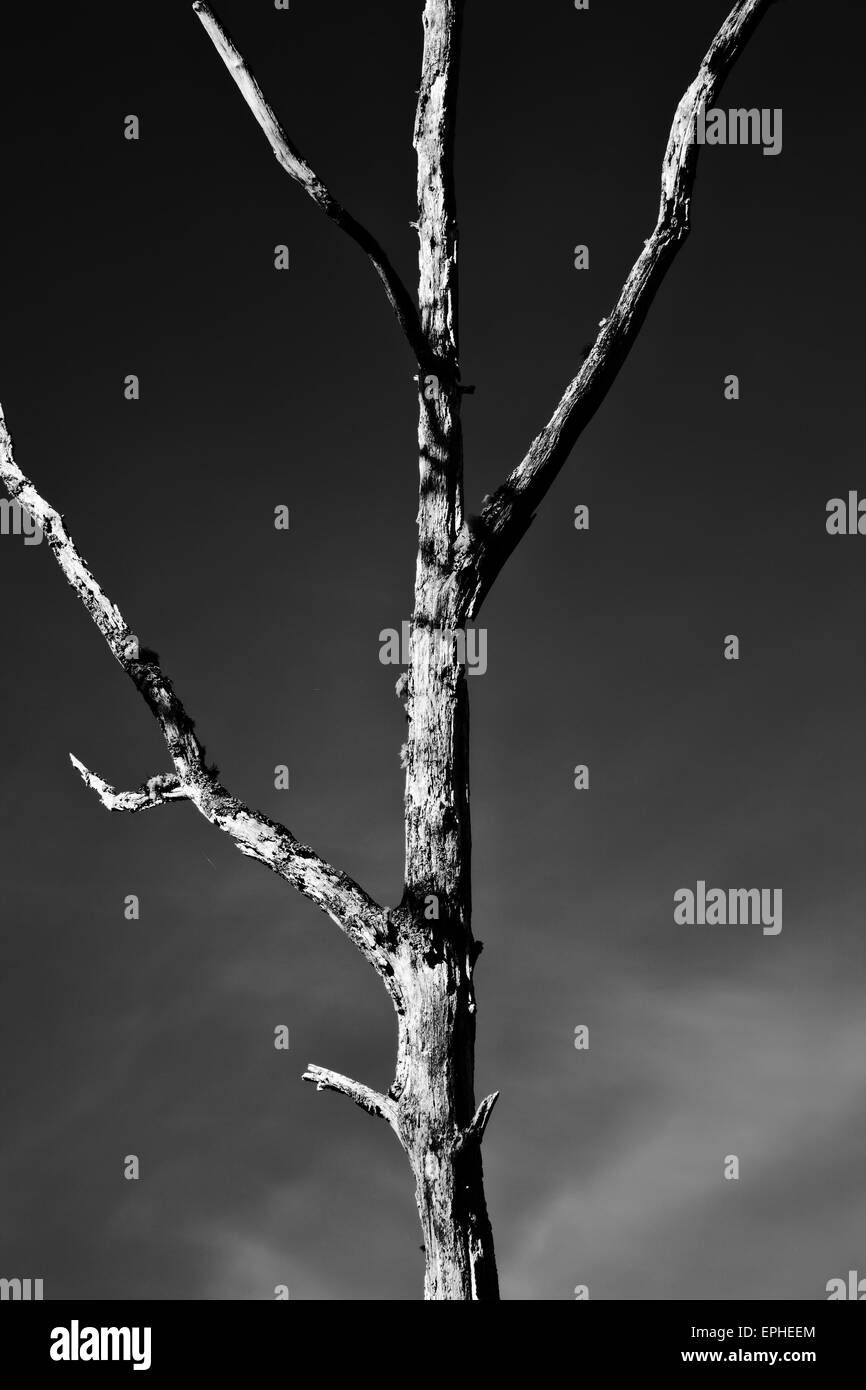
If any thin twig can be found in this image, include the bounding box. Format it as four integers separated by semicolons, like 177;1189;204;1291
302;1064;400;1133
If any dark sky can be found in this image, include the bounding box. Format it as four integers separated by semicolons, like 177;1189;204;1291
1;0;865;1301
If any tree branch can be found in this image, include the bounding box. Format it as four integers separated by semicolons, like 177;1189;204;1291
0;404;401;1011
302;1064;400;1133
452;0;776;619
192;1;431;370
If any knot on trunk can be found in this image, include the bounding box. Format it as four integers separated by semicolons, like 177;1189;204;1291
452;1091;499;1154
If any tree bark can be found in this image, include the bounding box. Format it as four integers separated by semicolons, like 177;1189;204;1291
386;0;501;1301
391;926;498;1299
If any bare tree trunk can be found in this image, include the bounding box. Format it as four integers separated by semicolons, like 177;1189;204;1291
394;595;498;1297
383;1;501;1297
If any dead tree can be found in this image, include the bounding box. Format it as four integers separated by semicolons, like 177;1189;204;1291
0;0;776;1299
